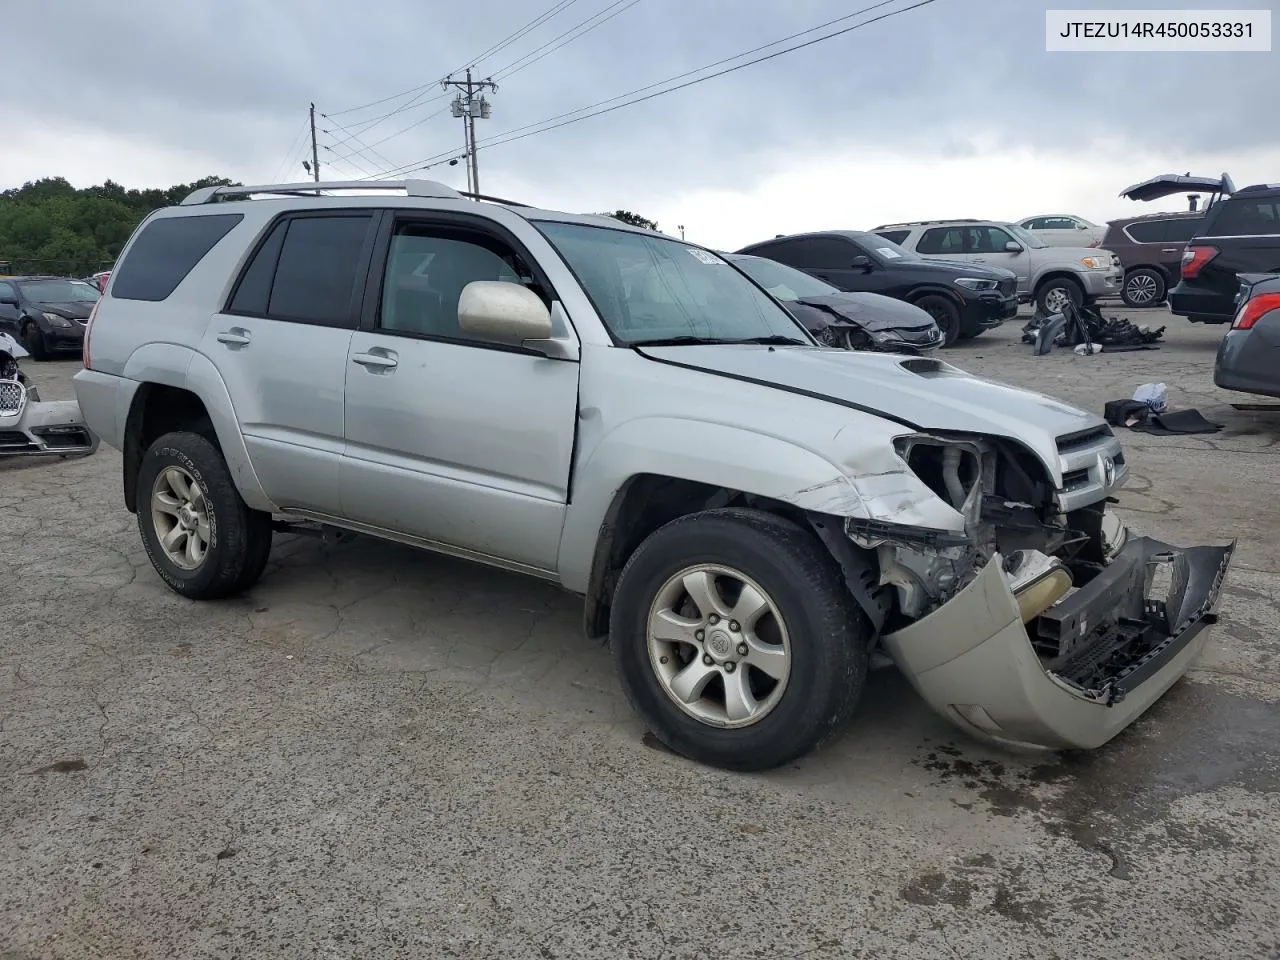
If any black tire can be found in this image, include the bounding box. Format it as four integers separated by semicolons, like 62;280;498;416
609;508;871;771
913;294;962;347
22;322;48;361
1121;268;1166;308
136;430;273;600
1034;276;1084;316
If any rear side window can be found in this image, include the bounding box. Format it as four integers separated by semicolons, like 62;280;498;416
112;213;243;301
875;230;910;245
227;214;374;327
1125;218;1201;244
1207;199;1280;237
916;228;956;254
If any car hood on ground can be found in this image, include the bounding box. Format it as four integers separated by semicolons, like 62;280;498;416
636;345;1101;481
34;301;95;320
791;293;937;332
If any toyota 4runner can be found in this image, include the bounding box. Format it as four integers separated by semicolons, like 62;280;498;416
74;180;1233;771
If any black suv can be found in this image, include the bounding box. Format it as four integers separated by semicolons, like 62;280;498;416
735;231;1017;346
1169;184;1280;323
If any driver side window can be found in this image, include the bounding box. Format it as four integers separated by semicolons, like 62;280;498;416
378;224;537;344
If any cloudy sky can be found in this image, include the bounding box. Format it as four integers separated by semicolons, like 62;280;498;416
5;0;1276;249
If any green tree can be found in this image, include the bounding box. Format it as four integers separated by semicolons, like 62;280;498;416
604;210;660;232
0;175;239;276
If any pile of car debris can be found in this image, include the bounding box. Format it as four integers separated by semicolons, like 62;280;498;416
1022;301;1166;356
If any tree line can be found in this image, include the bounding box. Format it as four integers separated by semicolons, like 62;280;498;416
0;176;238;277
0;175;663;278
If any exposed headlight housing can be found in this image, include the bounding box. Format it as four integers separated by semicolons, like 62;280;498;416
954;277;998;292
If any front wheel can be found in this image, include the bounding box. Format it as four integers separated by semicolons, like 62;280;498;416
22;323;48;361
1035;277;1084;315
136;430;274;600
913;294;961;347
609;508;871;771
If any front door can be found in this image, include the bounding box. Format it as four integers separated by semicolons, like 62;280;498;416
201;211;376;513
917;225;1031;295
340;214;580;573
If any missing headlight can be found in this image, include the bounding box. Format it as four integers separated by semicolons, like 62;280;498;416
894;436;987;513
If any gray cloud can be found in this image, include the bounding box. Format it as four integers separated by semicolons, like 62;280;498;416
7;0;1276;201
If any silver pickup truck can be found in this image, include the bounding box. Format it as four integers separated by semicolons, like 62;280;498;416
73;180;1233;771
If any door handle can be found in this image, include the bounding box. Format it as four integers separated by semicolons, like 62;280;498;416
352;352;398;370
1161;248;1180;253
216;329;251;346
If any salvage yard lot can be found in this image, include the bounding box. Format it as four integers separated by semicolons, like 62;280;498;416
3;307;1279;959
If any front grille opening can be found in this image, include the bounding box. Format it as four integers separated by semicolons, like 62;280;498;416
31;426;91;448
1057;426;1112;454
1062;468;1092;492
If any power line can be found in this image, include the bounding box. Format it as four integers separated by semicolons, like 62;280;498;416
454;0;583;74
366;0;939;181
271;117;311;182
491;0;645;81
319;115;402;172
327;0;578;120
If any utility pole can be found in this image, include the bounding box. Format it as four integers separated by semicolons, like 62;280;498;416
308;102;320;182
678;225;686;240
443;69;497;197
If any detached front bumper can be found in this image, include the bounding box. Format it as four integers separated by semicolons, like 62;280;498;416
881;536;1234;750
0;380;99;458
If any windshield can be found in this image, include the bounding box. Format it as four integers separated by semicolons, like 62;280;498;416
1007;225;1047;249
865;234;920;261
536;222;811;345
16;279;100;303
727;256;838;301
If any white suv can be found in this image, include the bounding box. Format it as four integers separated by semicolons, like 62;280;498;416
73;179;1232;770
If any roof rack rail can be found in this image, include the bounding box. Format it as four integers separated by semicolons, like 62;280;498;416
180;179;465;205
457;190;530;208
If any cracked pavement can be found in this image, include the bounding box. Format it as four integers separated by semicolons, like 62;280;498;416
3;307;1279;959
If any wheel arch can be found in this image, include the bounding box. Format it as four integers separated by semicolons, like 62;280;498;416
120;345;274;514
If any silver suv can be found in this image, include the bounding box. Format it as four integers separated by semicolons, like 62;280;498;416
74;180;1232;771
874;219;1123;314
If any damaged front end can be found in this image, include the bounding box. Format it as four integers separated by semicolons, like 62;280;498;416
842;429;1233;750
0;377;99;459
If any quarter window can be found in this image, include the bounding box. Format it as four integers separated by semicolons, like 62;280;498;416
1124;218;1202;244
1209;199;1280;236
112;213;243;302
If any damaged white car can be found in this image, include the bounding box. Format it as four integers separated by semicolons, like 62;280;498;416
73;181;1232;772
1;332;98;459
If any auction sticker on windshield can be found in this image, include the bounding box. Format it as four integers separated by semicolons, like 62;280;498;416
687;248;725;265
877;247;903;259
1046;9;1271;51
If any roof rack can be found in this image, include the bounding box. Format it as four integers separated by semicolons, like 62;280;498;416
180;179;465;205
1236;183;1280;195
872;219;984;229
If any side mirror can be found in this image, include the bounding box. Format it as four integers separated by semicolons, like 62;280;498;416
1077;223;1089;229
458;280;553;345
851;255;872;270
1004;241;1023;253
0;294;16;306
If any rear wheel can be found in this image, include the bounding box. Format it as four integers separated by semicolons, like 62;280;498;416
136;430;273;600
1121;268;1166;307
609;508;870;771
913;294;961;347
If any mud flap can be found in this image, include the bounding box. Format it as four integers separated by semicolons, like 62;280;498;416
880;537;1234;750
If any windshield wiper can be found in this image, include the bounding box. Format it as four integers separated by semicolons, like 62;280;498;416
629;335;809;347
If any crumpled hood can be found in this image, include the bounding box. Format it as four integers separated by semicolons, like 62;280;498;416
637;345;1103;481
792;293;936;332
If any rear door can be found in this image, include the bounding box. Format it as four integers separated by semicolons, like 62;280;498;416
763;236;875;292
203;210;377;513
339;210;580;572
1124;216;1201;280
917;225;1031;292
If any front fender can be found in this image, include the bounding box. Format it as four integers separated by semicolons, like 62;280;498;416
559;415;896;593
121;343;275;513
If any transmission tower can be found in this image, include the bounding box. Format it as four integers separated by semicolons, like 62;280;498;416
442;68;497;195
